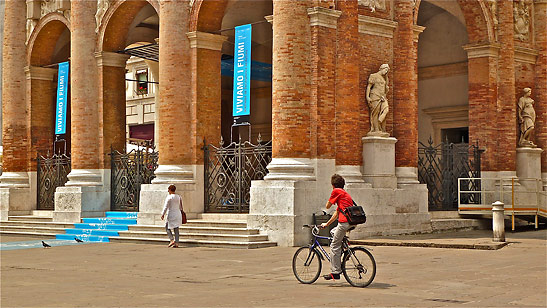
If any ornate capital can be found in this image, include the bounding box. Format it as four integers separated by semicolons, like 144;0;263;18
186;31;227;51
24;66;57;81
307;7;342;29
95;52;130;68
463;43;501;59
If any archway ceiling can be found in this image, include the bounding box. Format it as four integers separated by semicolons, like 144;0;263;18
419;0;465;27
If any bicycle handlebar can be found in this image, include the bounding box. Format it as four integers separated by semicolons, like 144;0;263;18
302;224;321;236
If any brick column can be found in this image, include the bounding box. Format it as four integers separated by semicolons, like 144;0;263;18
1;0;29;187
66;0;102;185
535;0;547;178
463;44;500;172
25;66;57;171
264;0;315;181
96;52;130;169
496;0;517;174
393;1;419;184
187;31;226;165
153;0;193;183
334;0;364;183
308;7;340;161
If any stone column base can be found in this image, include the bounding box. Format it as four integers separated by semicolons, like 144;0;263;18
0;187;32;221
138;165;204;225
362;136;397;188
53;186;110;223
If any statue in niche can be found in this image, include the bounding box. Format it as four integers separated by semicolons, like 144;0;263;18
366;64;390;137
513;0;530;41
518;88;536;148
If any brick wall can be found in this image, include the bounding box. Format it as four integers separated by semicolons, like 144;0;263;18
535;1;547;172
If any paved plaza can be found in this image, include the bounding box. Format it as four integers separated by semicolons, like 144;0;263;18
1;229;546;308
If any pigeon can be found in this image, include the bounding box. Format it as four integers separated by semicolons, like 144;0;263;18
75;238;84;243
42;241;51;248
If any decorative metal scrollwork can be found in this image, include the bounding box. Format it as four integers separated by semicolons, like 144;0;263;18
418;137;482;211
37;153;71;210
110;146;158;211
204;137;272;213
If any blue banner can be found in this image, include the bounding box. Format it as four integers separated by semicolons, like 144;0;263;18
232;24;252;121
55;61;69;135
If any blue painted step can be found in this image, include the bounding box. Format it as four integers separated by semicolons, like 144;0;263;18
56;233;110;242
55;212;139;243
105;212;138;219
74;223;129;231
82;218;137;225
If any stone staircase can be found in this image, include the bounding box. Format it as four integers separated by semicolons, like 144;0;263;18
0;212;276;249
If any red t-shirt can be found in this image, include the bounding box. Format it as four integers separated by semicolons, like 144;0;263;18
329;188;353;223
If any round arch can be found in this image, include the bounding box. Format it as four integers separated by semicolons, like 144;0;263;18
27;12;70;66
97;0;159;52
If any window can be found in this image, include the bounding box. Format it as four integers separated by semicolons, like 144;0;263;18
136;69;148;95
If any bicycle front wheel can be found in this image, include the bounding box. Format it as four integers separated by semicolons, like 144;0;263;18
292;246;322;284
342;247;376;287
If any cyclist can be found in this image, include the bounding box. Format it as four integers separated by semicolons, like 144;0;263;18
320;174;354;280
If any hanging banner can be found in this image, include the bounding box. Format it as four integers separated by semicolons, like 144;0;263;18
232;24;252;124
55;61;69;135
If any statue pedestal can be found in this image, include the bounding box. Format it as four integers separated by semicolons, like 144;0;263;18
362;136;397;189
516;147;543;191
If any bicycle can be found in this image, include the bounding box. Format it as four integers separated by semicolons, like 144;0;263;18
292;224;376;288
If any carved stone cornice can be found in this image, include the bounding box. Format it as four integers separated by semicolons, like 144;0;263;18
186;31;227;51
24;66;57;81
463;43;501;59
95;52;130;68
307;7;342;29
514;46;539;64
358;15;397;38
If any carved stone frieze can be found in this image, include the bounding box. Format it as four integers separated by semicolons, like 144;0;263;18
513;0;531;41
95;0;110;33
40;0;56;17
358;0;386;13
486;0;498;26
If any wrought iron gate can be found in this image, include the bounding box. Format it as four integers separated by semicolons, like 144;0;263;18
110;147;158;211
418;138;482;211
204;137;272;213
37;154;71;210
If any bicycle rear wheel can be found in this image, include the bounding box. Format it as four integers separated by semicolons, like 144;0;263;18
342;247;376;287
292;246;322;284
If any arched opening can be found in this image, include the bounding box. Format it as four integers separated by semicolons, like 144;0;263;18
28;17;72;160
417;0;469;146
219;1;273;143
99;0;159;162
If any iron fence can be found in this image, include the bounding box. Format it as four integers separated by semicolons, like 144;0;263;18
37;153;71;210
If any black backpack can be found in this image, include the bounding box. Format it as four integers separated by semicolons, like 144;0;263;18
341;200;367;225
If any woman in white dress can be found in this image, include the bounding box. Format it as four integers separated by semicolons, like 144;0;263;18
161;185;183;248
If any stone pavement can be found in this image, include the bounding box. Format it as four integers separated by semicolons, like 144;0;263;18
1;229;546;307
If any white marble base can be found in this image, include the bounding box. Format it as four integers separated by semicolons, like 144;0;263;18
335;165;364;183
263;158;315;181
138;165;203;225
0;172;30;188
152;165;195;184
53;185;110;222
362;136;397;188
65;169;103;186
0;187;32;221
395;167;420;186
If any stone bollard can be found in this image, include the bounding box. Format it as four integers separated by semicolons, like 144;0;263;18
492;201;506;242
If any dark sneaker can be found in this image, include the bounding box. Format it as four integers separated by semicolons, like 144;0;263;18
323;273;340;280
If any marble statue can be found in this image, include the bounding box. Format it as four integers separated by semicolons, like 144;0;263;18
518;88;536;148
366;64;390;137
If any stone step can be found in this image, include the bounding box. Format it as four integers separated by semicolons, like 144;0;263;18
0;230;58;237
8;216;53;222
82;217;137;225
431;218;479;231
30;210;54;218
0;225;67;234
117;230;269;242
184;220;248;228
109;236;277;249
198;213;248;221
129;225;259;235
0;221;75;229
